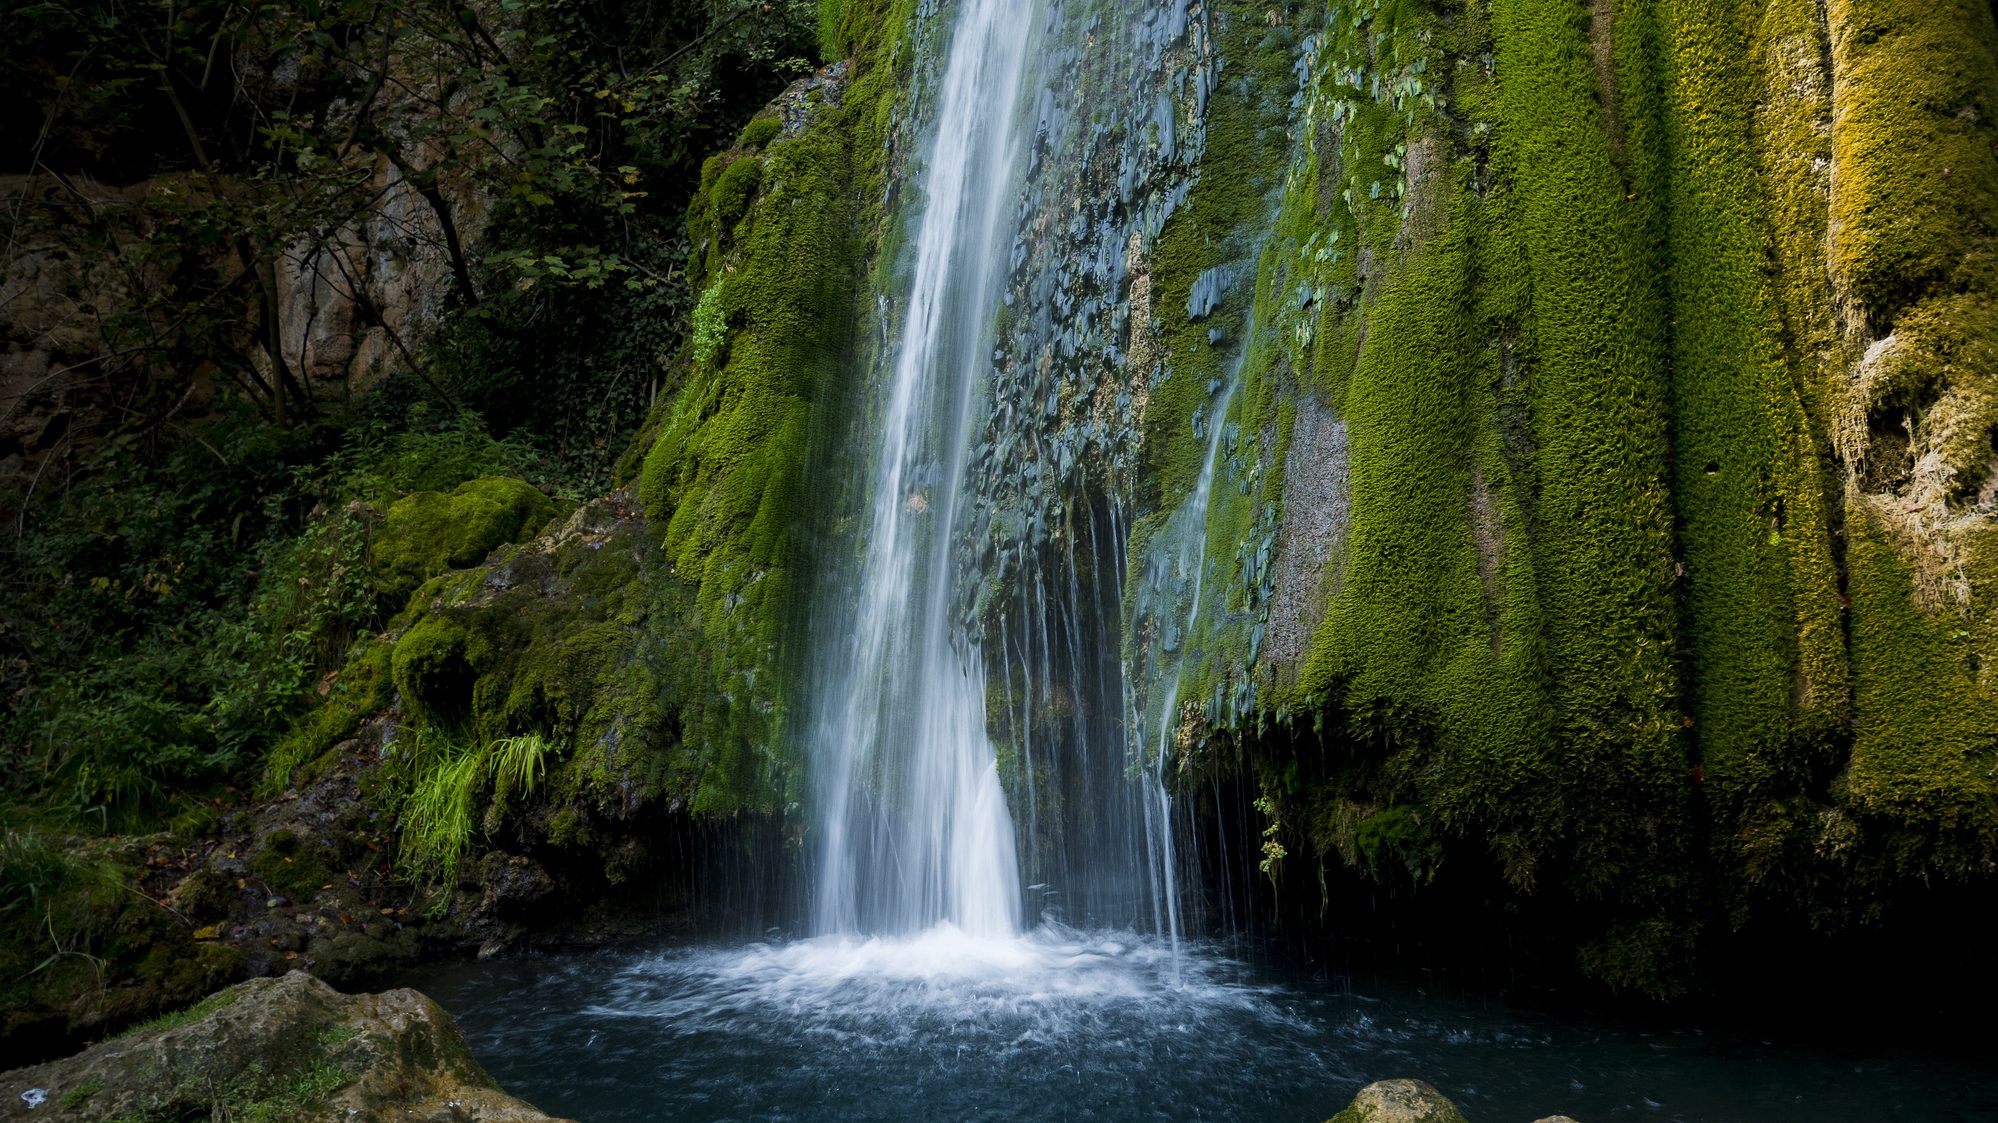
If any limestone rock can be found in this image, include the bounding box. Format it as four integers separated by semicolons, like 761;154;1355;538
0;971;567;1122
1327;1079;1471;1123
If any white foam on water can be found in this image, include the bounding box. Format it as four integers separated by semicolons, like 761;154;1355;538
581;927;1302;1051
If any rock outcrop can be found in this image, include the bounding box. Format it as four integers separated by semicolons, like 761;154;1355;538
1326;1080;1471;1123
0;971;565;1122
1325;1080;1582;1123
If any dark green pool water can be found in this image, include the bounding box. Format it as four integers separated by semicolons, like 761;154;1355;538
414;925;1997;1122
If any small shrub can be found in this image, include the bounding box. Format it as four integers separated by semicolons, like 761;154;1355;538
691;282;729;371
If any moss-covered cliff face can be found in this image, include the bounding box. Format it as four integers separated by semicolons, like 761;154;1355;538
603;0;1994;993
1121;0;1997;992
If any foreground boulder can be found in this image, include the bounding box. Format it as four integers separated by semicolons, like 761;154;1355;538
1328;1080;1470;1123
1327;1081;1584;1123
0;971;567;1122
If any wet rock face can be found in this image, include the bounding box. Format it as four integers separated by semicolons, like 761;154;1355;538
477;852;557;922
0;971;566;1123
1262;394;1349;685
161;737;424;990
1325;1080;1470;1123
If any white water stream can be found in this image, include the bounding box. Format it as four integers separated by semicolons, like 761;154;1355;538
807;0;1042;940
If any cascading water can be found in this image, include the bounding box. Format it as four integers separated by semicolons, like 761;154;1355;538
806;0;1222;948
806;0;1041;940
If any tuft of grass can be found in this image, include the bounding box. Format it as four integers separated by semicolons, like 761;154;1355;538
392;729;565;889
318;1024;362;1046
60;1079;103;1108
234;1060;350;1123
488;733;557;805
395;738;486;888
117;985;243;1039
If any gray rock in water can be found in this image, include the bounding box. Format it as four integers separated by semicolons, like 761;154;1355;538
1327;1079;1472;1123
1531;1117;1586;1122
0;971;567;1122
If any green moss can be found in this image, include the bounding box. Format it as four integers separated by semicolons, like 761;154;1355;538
1751;0;1843;430
1476;0;1688;902
1305;167;1559;863
1843;509;1998;828
391;610;498;729
1326;1081;1469;1123
710;157;765;236
818;0;849;60
234;1060;349;1123
1826;0;1998;324
1352;804;1444;886
631;3;919;809
373;477;555;601
738;115;782;149
247;829;333;899
1141;0;1729;989
61;1080;103;1109
1144;0;1299;510
691;281;728;370
260;638;393;796
118;980;245;1038
1659;0;1848;803
1576;916;1699;999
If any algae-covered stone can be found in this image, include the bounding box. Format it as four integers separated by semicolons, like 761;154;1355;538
1327;1079;1470;1123
246;829;333;899
375;476;556;600
0;971;569;1122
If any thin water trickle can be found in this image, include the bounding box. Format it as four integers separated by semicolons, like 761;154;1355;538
1131;376;1241;980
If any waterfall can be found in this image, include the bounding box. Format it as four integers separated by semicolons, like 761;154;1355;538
807;0;1042;939
806;0;1215;947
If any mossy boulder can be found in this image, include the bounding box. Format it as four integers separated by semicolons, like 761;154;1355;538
0;840;244;1067
391;610;499;729
247;830;333;900
738;114;782;148
1327;1080;1470;1123
374;477;556;601
0;971;568;1121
